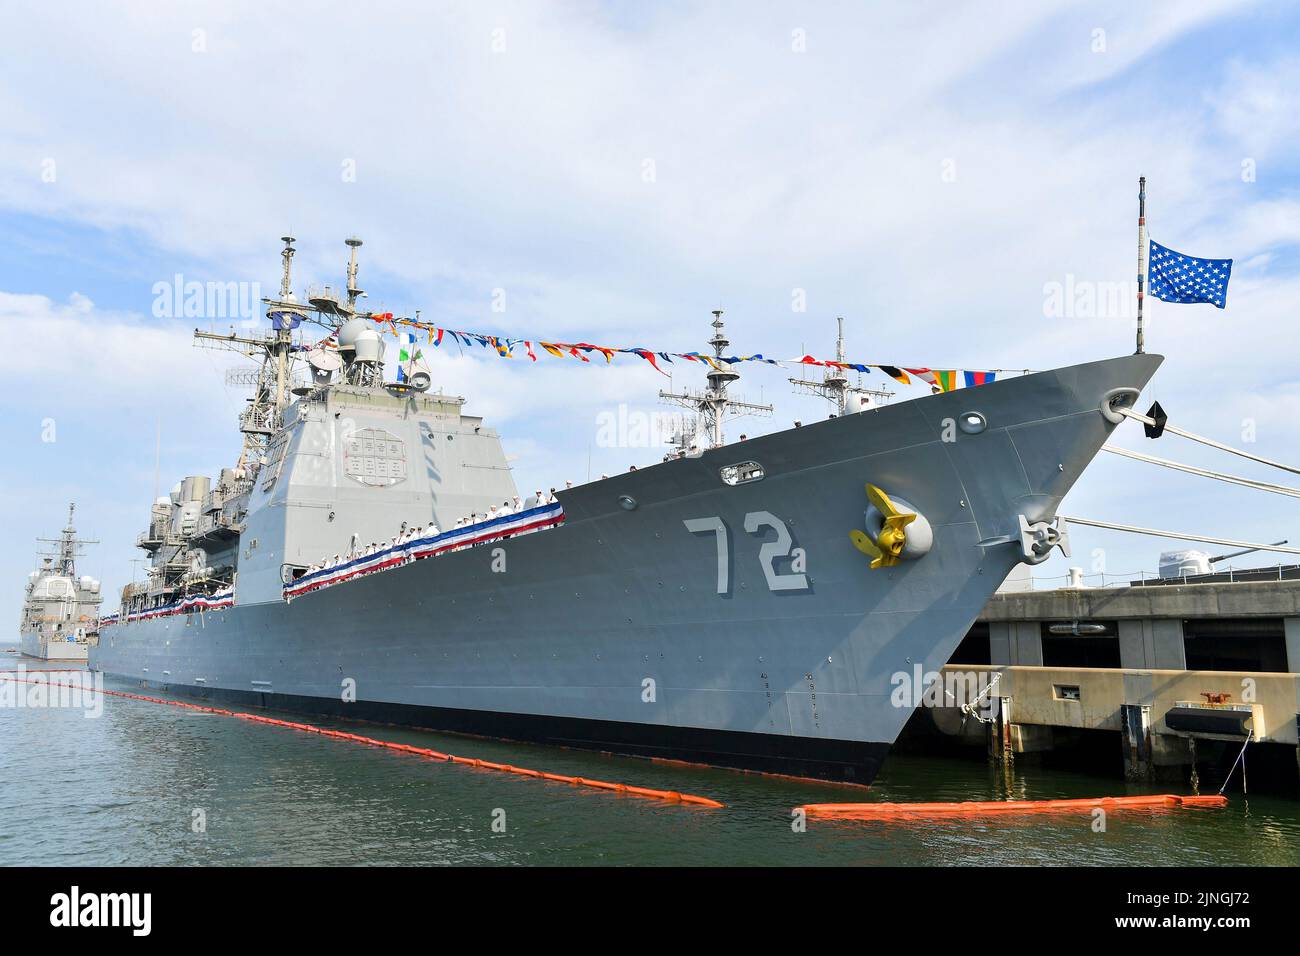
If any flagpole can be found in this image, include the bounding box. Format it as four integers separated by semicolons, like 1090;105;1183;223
1135;175;1147;354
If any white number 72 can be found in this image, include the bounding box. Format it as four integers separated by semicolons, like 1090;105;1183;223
684;512;808;594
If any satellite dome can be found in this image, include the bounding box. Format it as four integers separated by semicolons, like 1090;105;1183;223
846;393;875;414
337;317;371;351
353;328;385;363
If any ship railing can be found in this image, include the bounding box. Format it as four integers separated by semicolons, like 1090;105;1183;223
139;523;185;548
204;480;254;513
1028;571;1143;591
240;406;276;434
1029;561;1300;591
193;513;240;537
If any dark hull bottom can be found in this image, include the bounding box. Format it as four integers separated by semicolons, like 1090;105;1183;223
115;677;891;785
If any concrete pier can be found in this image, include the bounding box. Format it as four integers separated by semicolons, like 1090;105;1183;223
925;577;1300;791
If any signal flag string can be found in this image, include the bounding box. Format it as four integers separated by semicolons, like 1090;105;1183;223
355;313;1005;392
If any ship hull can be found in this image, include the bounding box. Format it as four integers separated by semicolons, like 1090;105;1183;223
90;354;1161;784
20;630;89;662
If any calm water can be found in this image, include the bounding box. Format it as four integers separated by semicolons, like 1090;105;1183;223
2;657;1297;866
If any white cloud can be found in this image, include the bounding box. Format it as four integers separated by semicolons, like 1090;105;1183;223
2;291;244;415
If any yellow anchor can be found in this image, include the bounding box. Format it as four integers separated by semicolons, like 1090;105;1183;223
850;484;917;569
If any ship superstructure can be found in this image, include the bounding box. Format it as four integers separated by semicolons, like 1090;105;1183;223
20;504;102;661
92;236;1162;784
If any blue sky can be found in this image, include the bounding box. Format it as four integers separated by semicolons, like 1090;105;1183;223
4;0;1300;625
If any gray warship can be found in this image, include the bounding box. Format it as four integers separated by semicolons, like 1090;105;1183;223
89;237;1162;783
20;504;102;661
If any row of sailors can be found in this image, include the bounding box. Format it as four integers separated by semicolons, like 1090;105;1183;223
304;488;565;576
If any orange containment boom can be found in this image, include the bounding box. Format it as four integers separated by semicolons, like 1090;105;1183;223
2;674;723;809
799;793;1227;819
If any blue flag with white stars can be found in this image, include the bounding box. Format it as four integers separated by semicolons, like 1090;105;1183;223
1148;239;1232;309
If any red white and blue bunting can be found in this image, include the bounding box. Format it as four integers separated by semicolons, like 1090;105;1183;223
284;502;565;602
102;589;235;627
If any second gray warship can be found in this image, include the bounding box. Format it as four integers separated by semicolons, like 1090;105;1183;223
89;237;1162;783
20;504;102;661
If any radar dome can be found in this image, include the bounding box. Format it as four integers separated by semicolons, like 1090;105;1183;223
353;328;386;363
846;393;875;414
337;318;371;351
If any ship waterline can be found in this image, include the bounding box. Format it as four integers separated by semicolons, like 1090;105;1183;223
91;351;1162;783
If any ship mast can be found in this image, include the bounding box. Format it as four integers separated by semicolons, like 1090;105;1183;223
36;502;98;577
193;235;312;476
345;237;364;312
789;316;893;414
274;235;296;413
660;310;773;447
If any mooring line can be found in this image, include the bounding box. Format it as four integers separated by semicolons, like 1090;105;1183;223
2;675;723;809
1102;444;1300;499
1218;730;1253;796
1119;407;1300;477
1060;516;1300;555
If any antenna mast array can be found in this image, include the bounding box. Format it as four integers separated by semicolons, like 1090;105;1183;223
788;316;893;414
659;310;773;447
194;235;315;475
36;502;98;577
